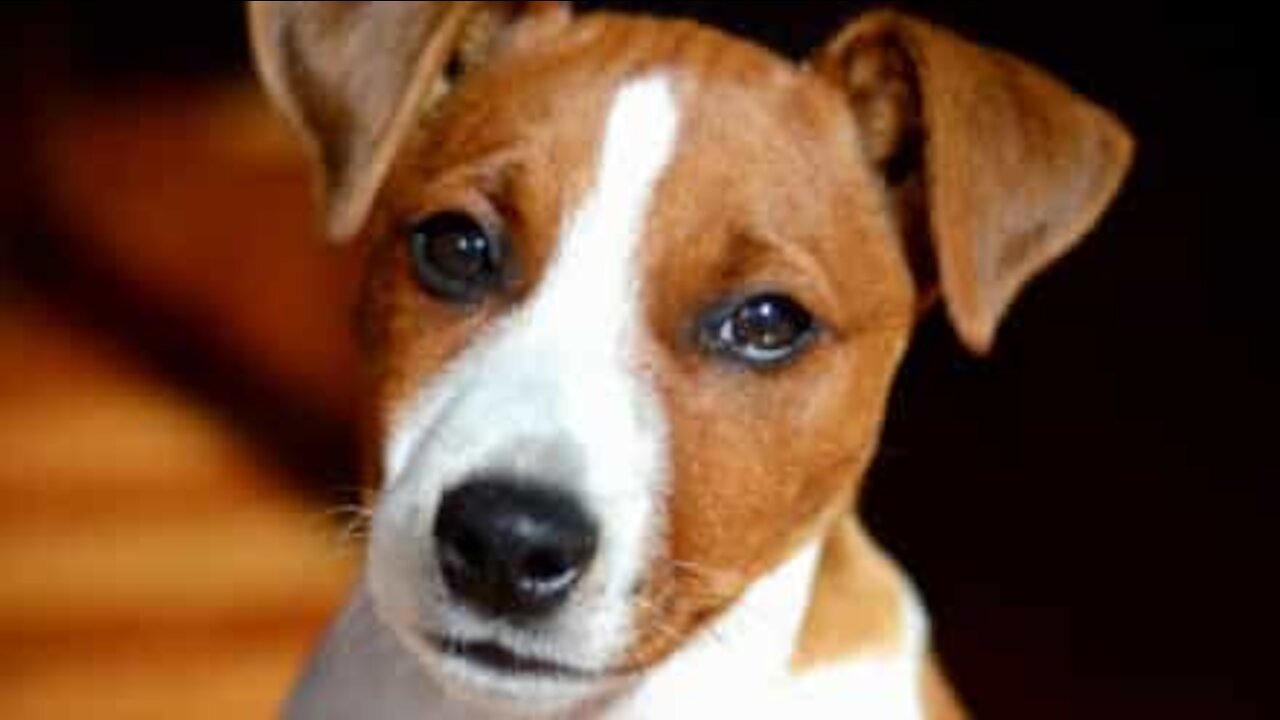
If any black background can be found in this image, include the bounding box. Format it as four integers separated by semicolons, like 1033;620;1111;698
3;2;1275;718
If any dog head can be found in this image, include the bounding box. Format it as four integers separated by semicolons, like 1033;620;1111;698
251;1;1131;713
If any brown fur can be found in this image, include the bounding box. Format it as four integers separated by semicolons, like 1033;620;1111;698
249;2;1133;715
793;517;904;668
614;18;919;667
812;10;1135;352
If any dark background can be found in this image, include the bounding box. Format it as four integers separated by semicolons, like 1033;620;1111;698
3;2;1274;718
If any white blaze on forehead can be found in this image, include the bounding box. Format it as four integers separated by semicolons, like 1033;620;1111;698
534;73;679;335
373;73;683;675
382;73;681;483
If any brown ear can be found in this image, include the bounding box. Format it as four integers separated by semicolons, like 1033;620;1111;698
248;1;569;241
812;10;1134;353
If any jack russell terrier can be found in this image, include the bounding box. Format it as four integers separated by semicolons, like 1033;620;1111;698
248;2;1132;718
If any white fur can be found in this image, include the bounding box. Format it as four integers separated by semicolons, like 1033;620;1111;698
610;544;927;719
286;541;929;719
607;541;823;717
364;74;682;713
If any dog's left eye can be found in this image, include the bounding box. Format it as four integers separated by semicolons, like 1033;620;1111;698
406;211;504;303
702;293;818;367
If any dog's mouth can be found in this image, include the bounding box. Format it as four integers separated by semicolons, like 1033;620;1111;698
426;633;600;681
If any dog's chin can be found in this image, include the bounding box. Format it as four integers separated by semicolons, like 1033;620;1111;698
396;628;618;716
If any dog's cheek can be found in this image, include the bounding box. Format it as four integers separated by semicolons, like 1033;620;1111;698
622;328;909;666
359;284;499;633
366;473;434;631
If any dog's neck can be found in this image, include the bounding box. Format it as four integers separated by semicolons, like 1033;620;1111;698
619;517;928;719
286;516;926;720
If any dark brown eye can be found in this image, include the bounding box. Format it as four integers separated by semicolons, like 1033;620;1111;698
702;293;818;367
407;212;503;303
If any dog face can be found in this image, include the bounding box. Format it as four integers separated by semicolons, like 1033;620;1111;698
361;26;919;704
251;2;1131;713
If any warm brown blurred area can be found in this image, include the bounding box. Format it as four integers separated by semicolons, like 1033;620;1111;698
2;4;365;717
0;299;354;718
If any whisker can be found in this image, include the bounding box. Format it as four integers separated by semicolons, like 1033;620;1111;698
303;500;377;557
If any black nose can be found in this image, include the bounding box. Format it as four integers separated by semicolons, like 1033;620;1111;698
433;479;598;619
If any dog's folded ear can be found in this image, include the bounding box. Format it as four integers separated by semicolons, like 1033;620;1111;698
812;10;1134;353
248;1;569;241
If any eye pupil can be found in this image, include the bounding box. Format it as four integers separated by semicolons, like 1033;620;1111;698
731;297;803;350
432;228;490;277
705;293;816;367
407;212;502;302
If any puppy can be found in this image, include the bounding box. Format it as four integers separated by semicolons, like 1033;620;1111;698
248;3;1132;718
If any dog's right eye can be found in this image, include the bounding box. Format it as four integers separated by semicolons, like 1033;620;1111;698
699;292;819;369
406;212;504;303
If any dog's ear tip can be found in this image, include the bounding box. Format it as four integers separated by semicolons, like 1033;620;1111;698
324;218;361;245
938;288;998;356
954;320;997;357
1097;117;1137;230
322;191;369;245
1105;111;1138;187
1080;84;1136;174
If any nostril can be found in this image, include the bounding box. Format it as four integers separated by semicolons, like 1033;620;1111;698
439;525;485;577
519;548;580;596
433;478;598;619
523;548;571;583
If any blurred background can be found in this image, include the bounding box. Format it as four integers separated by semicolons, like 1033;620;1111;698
0;1;1273;718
